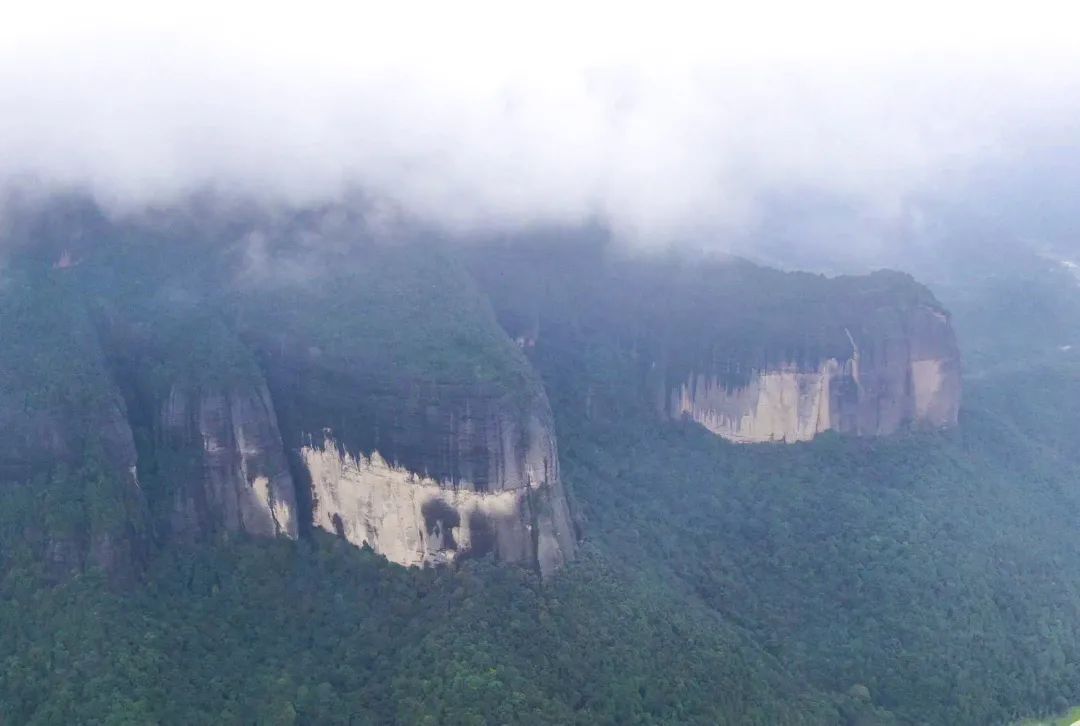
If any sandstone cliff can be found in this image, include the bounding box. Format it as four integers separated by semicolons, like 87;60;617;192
299;390;572;576
157;382;298;541
670;302;961;442
467;240;962;445
0;270;148;578
234;244;577;576
79;233;301;545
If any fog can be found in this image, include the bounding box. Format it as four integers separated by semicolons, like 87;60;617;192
3;1;1080;262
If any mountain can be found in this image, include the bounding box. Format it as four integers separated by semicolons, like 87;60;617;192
1;205;955;585
7;202;1080;725
0;268;148;579
0;202;577;580
228;240;576;577
467;236;961;443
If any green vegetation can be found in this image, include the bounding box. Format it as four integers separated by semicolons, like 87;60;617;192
231;244;532;390
0;265;147;577
0;536;847;725
4;233;1080;724
7;290;1080;723
1016;704;1080;726
74;230;265;394
542;333;1080;725
0;440;146;575
0;269;116;411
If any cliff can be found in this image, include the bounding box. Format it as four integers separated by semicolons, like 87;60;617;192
0;201;960;586
0;213;577;579
232;243;576;576
0;270;148;578
299;391;570;575
669;300;961;442
467;240;961;444
156;381;298;541
76;233;301;545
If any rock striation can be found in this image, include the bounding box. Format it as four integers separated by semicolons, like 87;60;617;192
0;271;148;578
254;347;577;577
670;304;961;443
466;240;962;445
234;245;577;576
157;382;298;541
300;393;573;577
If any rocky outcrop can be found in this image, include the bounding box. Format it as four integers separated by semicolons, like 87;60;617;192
0;271;148;579
233;244;578;576
466;241;963;445
672;360;844;443
267;367;577;577
87;289;302;545
301;402;572;576
158;382;298;542
670;304;961;443
0;388;147;576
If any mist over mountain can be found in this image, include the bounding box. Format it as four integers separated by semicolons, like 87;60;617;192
3;2;1080;269
4;4;1080;726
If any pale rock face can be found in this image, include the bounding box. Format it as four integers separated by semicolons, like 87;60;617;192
671;305;961;443
911;359;947;421
300;407;575;578
674;361;842;443
304;439;532;567
160;383;298;540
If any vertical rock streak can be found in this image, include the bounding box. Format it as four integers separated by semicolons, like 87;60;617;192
671;305;961;443
160;383;299;541
298;399;575;578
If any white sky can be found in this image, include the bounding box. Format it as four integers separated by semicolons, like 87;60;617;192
6;1;1079;65
2;0;1079;245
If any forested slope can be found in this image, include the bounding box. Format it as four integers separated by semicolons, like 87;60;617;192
3;229;1080;724
542;334;1080;725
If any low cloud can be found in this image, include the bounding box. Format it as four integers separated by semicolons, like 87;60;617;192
2;2;1079;258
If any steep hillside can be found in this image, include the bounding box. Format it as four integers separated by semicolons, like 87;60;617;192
11;208;1080;726
0;267;149;579
0;204;578;579
67;222;300;544
229;241;576;576
468;237;960;444
533;326;1080;725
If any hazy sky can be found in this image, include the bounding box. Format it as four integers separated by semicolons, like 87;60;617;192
3;1;1079;254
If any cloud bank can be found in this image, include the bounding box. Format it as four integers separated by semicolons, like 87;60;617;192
2;0;1080;254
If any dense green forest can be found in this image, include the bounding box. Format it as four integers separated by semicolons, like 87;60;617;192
544;346;1080;725
3;242;1080;724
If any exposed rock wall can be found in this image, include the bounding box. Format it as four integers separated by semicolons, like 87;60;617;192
158;382;298;541
232;245;579;577
465;239;964;447
286;389;575;578
670;304;961;443
0;389;148;576
303;437;541;570
0;272;148;579
673;360;844;443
